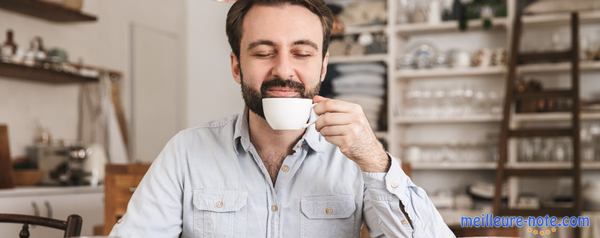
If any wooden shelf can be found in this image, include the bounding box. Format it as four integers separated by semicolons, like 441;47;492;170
507;162;600;170
411;160;600;172
0;0;97;23
395;115;501;124
519;61;600;74
513;112;600;122
328;54;388;64
0;61;98;84
395;18;507;36
396;66;505;79
395;61;600;79
411;162;497;170
401;142;495;148
522;10;600;27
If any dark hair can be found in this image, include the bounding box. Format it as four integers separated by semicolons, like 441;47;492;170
226;0;333;60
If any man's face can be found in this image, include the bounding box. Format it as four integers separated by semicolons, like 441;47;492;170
230;4;329;118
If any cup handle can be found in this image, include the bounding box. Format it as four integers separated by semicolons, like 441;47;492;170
302;120;316;128
302;103;318;128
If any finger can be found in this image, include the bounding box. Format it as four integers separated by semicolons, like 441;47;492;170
313;95;329;103
321;135;350;148
313;98;361;115
315;113;356;131
318;125;350;137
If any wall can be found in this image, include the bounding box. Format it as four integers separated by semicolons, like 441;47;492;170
0;0;185;158
185;0;243;127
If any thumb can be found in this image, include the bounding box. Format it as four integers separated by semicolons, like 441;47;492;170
313;95;329;103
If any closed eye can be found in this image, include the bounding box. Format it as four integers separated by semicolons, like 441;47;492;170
252;51;275;58
293;50;315;59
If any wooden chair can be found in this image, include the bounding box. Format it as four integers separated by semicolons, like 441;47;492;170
450;224;520;237
0;213;82;238
0;124;15;189
103;163;150;235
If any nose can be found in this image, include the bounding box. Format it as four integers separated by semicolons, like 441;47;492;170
271;52;295;80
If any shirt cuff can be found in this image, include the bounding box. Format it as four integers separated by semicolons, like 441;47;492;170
362;154;410;199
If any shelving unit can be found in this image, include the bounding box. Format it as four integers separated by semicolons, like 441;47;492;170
395;18;508;36
519;61;600;74
401;141;495;147
326;0;600;225
0;0;97;23
513;111;600;122
397;66;505;79
0;4;122;85
383;0;600;227
507;162;600;170
0;61;98;84
522;10;600;26
411;162;497;170
395;61;600;79
394;115;502;124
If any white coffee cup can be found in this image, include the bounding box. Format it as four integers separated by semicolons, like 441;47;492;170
262;98;315;130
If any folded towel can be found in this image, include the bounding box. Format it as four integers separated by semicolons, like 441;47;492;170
335;63;386;75
334;87;386;97
332;74;385;88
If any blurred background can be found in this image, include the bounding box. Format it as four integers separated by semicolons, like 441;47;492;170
1;0;600;237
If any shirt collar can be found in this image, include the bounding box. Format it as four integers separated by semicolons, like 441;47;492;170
233;107;324;156
302;110;324;153
233;108;252;154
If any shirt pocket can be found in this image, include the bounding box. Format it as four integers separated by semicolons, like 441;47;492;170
300;194;357;238
193;189;248;238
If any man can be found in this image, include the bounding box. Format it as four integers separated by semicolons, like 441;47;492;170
110;0;454;237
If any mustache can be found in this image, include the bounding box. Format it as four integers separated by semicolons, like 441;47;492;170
260;78;306;97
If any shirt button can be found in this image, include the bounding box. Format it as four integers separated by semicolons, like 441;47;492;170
390;181;399;189
271;204;279;212
281;165;290;173
324;207;334;215
215;200;224;208
401;219;409;225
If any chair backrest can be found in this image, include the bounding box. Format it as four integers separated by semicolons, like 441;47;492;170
0;125;15;189
103;163;150;235
0;213;82;238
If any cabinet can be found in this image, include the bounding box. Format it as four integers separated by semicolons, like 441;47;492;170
0;186;103;236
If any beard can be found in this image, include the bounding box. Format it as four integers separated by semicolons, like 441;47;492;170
240;71;321;119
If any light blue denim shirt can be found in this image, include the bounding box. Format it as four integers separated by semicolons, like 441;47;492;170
110;109;454;238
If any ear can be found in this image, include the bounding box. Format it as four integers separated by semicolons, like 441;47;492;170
230;52;241;84
320;51;329;82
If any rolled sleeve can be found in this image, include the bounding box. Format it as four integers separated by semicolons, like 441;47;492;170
362;154;410;200
361;155;455;238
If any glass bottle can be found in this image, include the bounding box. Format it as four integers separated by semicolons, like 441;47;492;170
1;29;18;62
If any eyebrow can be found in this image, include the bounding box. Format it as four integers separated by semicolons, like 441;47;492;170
247;40;275;50
292;40;319;51
247;39;319;51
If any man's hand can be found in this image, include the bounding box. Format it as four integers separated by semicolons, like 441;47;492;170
313;96;390;172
